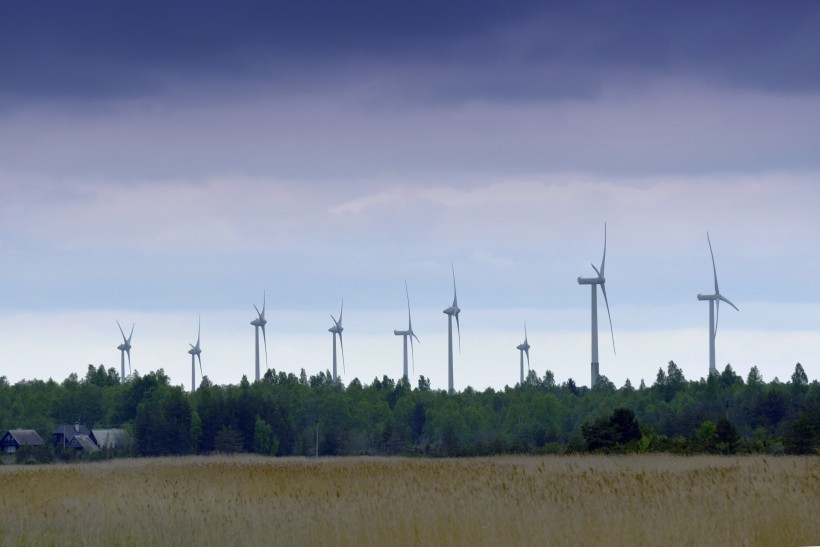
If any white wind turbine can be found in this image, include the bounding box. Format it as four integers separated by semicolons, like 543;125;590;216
697;232;739;376
442;264;461;393
116;321;134;383
250;291;268;382
188;317;203;392
577;223;615;388
328;299;345;382
394;282;419;381
517;323;530;386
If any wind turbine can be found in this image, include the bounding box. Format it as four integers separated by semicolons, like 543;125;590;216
116;321;133;383
250;291;268;382
188;317;203;392
393;282;419;381
697;232;739;376
328;299;345;383
517;323;530;386
442;264;461;393
577;223;615;388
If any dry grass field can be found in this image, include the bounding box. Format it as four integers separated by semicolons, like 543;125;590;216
0;455;817;546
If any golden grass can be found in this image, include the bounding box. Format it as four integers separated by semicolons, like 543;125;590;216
0;455;817;546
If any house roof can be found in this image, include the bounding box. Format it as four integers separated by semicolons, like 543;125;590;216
53;424;92;440
67;434;99;451
1;429;45;447
92;429;130;448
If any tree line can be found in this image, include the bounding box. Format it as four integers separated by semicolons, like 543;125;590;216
0;361;817;462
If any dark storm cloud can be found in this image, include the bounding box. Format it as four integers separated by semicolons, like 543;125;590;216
2;1;819;106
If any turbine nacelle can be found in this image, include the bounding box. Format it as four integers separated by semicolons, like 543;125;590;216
577;276;603;285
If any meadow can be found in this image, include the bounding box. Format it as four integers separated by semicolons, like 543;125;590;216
0;455;817;546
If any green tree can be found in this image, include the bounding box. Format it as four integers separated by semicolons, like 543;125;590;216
784;413;816;455
253;415;277;455
214;426;244;453
791;363;808;386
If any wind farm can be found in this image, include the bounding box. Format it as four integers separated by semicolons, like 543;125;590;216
2;3;819;546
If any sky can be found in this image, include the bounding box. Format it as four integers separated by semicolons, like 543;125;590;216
1;1;819;391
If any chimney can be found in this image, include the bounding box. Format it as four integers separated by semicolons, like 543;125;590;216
74;422;80;433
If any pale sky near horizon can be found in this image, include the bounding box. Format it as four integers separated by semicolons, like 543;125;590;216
1;1;818;390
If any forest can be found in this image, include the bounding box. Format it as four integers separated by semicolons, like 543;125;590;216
0;361;817;462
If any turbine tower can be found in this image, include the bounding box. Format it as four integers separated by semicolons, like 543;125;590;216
697;232;739;376
116;321;133;383
442;264;461;393
517;323;530;386
328;299;345;383
250;291;268;382
393;282;419;381
577;223;615;388
188;317;203;392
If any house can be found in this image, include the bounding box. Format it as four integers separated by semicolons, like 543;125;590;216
92;428;130;449
67;434;99;452
0;429;45;455
52;423;95;450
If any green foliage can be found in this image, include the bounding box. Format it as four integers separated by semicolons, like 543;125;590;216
784;413;816;455
0;363;816;460
14;444;54;464
582;408;642;452
214;426;244;453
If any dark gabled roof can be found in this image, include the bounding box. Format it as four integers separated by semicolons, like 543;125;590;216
67;434;99;451
53;424;92;438
1;429;45;447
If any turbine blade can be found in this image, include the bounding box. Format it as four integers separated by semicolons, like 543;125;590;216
339;331;345;374
525;348;530;370
189;344;195;350
330;314;339;328
261;324;268;368
339;298;343;325
254;304;261;317
591;263;602;278
719;294;739;312
196;316;201;347
116;320;127;343
707;232;719;294
410;334;416;374
524;322;528;343
600;284;616;355
262;290;266;315
405;281;412;330
455;313;461;354
715;298;720;338
451;263;458;307
600;222;607;276
128;323;134;344
127;349;132;376
197;354;203;377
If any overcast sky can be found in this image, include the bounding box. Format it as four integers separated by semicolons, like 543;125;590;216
1;1;818;390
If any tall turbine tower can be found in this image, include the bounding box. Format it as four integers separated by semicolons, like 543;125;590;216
577;223;615;388
116;321;134;383
442;265;461;393
517;323;530;386
188;317;202;392
697;232;739;376
328;299;345;382
250;291;268;382
393;282;419;380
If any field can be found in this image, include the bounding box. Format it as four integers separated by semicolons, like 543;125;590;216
0;455;817;546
